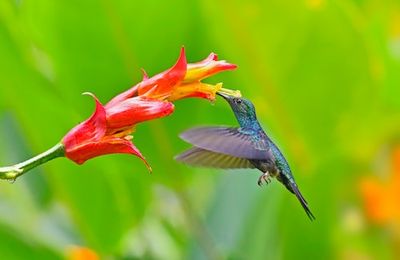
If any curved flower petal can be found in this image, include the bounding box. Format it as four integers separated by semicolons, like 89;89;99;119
106;97;175;129
105;85;139;109
184;52;237;83
137;47;187;98
63;93;106;149
64;137;151;172
106;48;187;107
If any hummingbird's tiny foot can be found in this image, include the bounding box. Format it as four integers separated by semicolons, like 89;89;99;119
258;172;271;186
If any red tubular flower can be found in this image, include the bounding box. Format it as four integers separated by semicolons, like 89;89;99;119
62;93;173;170
0;48;239;181
61;48;237;171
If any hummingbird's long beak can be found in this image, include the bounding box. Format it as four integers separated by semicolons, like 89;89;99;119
216;91;231;100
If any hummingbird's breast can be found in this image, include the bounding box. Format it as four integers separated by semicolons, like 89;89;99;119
249;159;278;176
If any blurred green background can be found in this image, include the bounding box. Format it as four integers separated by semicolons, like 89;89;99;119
1;0;400;259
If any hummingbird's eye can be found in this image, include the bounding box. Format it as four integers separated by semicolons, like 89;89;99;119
234;98;242;104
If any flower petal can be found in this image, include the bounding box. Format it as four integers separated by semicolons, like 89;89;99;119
184;53;237;82
65;137;151;172
105;85;139;109
63;93;107;150
137;47;187;98
106;48;187;107
106;97;175;129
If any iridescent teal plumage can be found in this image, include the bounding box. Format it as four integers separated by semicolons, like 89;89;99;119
176;93;315;220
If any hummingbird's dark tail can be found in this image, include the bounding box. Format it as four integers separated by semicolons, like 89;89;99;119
288;182;316;221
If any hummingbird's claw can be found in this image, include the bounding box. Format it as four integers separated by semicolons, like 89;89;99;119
257;172;271;186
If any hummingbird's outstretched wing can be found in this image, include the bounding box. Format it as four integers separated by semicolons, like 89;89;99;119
179;127;273;160
175;147;255;169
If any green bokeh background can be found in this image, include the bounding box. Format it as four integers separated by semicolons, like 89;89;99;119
1;0;400;259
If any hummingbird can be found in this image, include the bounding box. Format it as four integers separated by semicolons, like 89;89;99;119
175;92;315;220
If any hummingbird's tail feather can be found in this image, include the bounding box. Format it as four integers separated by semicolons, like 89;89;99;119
288;182;316;221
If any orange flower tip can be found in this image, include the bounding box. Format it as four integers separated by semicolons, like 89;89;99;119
200;52;218;63
203;52;236;69
214;61;237;71
223;62;238;70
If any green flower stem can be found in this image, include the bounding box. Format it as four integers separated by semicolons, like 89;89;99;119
0;143;65;181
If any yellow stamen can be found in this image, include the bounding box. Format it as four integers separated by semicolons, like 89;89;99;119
124;135;133;141
110;127;134;138
218;87;242;97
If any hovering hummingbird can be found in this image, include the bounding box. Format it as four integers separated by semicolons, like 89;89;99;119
175;92;315;220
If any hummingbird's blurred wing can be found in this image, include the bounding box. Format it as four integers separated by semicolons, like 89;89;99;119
175;147;255;169
179;126;272;160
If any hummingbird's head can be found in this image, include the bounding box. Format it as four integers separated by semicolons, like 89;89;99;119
217;92;257;125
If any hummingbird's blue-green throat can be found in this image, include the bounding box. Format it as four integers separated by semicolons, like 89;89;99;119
221;95;260;129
